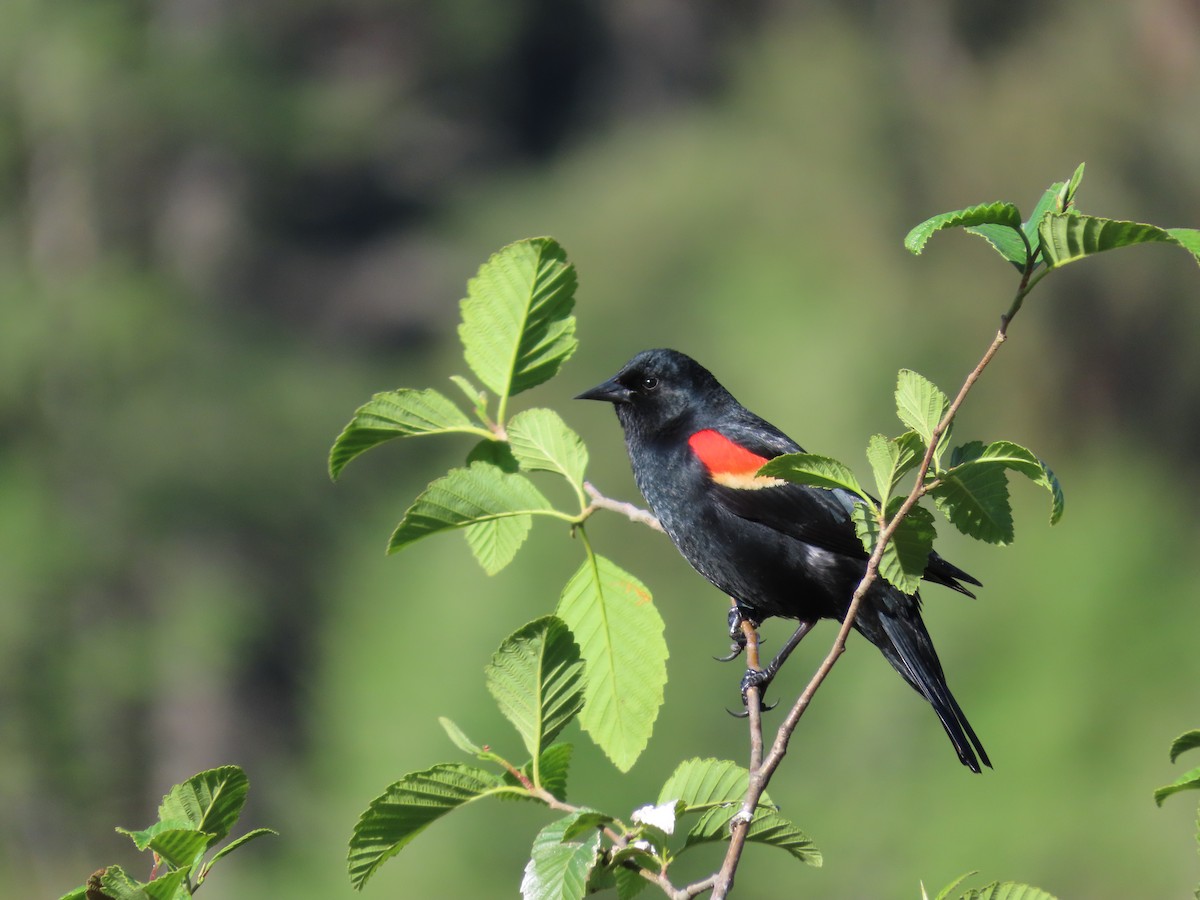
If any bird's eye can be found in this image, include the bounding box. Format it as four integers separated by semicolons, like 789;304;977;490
641;376;659;391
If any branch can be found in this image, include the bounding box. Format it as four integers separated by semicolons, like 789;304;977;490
582;481;664;531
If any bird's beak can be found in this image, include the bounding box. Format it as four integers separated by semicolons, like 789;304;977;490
575;375;632;404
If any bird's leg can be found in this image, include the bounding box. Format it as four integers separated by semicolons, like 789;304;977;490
714;603;759;662
739;619;816;708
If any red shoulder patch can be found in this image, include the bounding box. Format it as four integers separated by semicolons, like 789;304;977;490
688;429;769;475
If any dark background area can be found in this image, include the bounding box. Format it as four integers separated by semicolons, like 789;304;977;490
4;1;1200;897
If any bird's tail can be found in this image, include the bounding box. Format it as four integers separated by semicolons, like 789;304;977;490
857;601;990;773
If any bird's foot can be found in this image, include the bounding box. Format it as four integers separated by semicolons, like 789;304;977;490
715;605;759;663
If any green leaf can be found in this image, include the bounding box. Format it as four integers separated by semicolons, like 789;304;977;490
961;881;1059;900
948;440;1063;525
57;889;86;900
145;827;213;869
852;502;937;594
866;431;924;506
684;807;821;867
929;453;1013;545
449;374;490;422
931;871;979;900
560;809;614;842
758;453;869;501
388;463;553;572
439;716;485;756
530;742;574;800
556;556;667;772
347;764;511;889
329;388;481;479
520;813;603;900
657;758;756;812
97;866;191;900
1155;765;1200;806
1170;730;1200;764
905;202;1023;256
507;408;589;490
1039;213;1200;271
458;237;579;408
200;828;277;876
1017;167;1083;265
896;370;950;450
156;766;248;847
963;223;1029;268
486;616;585;762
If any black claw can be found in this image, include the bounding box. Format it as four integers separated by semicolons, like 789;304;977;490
714;643;744;663
726;706;750;718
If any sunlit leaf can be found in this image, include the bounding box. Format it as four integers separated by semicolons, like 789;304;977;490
1039;213;1200;271
657;758;756;812
155;766;248;847
948;440;1063;525
507;408;589;489
556;556;666;772
439;716;485;757
905;202;1023;257
895;370;950;449
1170;730;1200;764
866;431;924;506
520;814;602;900
929;459;1012;545
329;388;481;479
96;866;191;900
458;237;578;404
852;502;936;594
961;881;1059;900
201;828;277;875
1154;766;1200;806
486;616;585;761
347;764;511;889
758;453;869;501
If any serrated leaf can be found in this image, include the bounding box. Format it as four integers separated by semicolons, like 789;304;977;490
389;463;553;572
156;766;247;847
962;881;1059;900
347;764;510;889
930;459;1013;545
560;809;614;842
449;374;490;422
1154;766;1200;806
486;616;585;762
896;370;950;449
200;828;277;875
684;807;821;867
98;866;191;900
556;556;667;772
866;431;925;506
615;865;649;900
57;889;86;900
458;237;578;405
532;743;574;800
758;453;869;501
949;440;1063;525
464;515;534;575
905;202;1023;256
520;814;602;900
964;223;1030;269
507;408;589;489
657;758;757;812
439;716;485;756
852;502;936;594
329;388;481;479
1170;730;1200;764
1039;213;1200;271
146;827;213;869
933;871;979;900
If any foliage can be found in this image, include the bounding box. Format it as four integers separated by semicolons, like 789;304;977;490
1155;730;1200;898
57;766;274;900
331;168;1200;896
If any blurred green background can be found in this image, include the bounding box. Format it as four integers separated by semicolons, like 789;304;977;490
4;1;1200;897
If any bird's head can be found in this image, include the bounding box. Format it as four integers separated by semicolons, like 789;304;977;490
575;348;726;436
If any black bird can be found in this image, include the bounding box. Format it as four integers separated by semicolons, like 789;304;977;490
577;348;990;772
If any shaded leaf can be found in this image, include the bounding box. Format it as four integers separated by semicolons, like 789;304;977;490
684;807;821;867
930;459;1013;545
507;408;589;489
459;237;578;403
531;742;574;800
866;431;924;506
852;502;936;595
1039;213;1200;271
560;809;614;842
388;463;553;572
905;202;1023;257
145;827;212;870
556;556;667;772
200;828;277;875
329;388;480;479
520;814;602;900
97;866;191;900
486;616;585;761
949;440;1063;525
347;764;511;889
758;453;869;501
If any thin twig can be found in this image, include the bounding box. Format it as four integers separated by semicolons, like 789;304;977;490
583;481;664;531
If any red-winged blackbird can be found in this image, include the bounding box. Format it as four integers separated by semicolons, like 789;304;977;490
577;348;990;772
